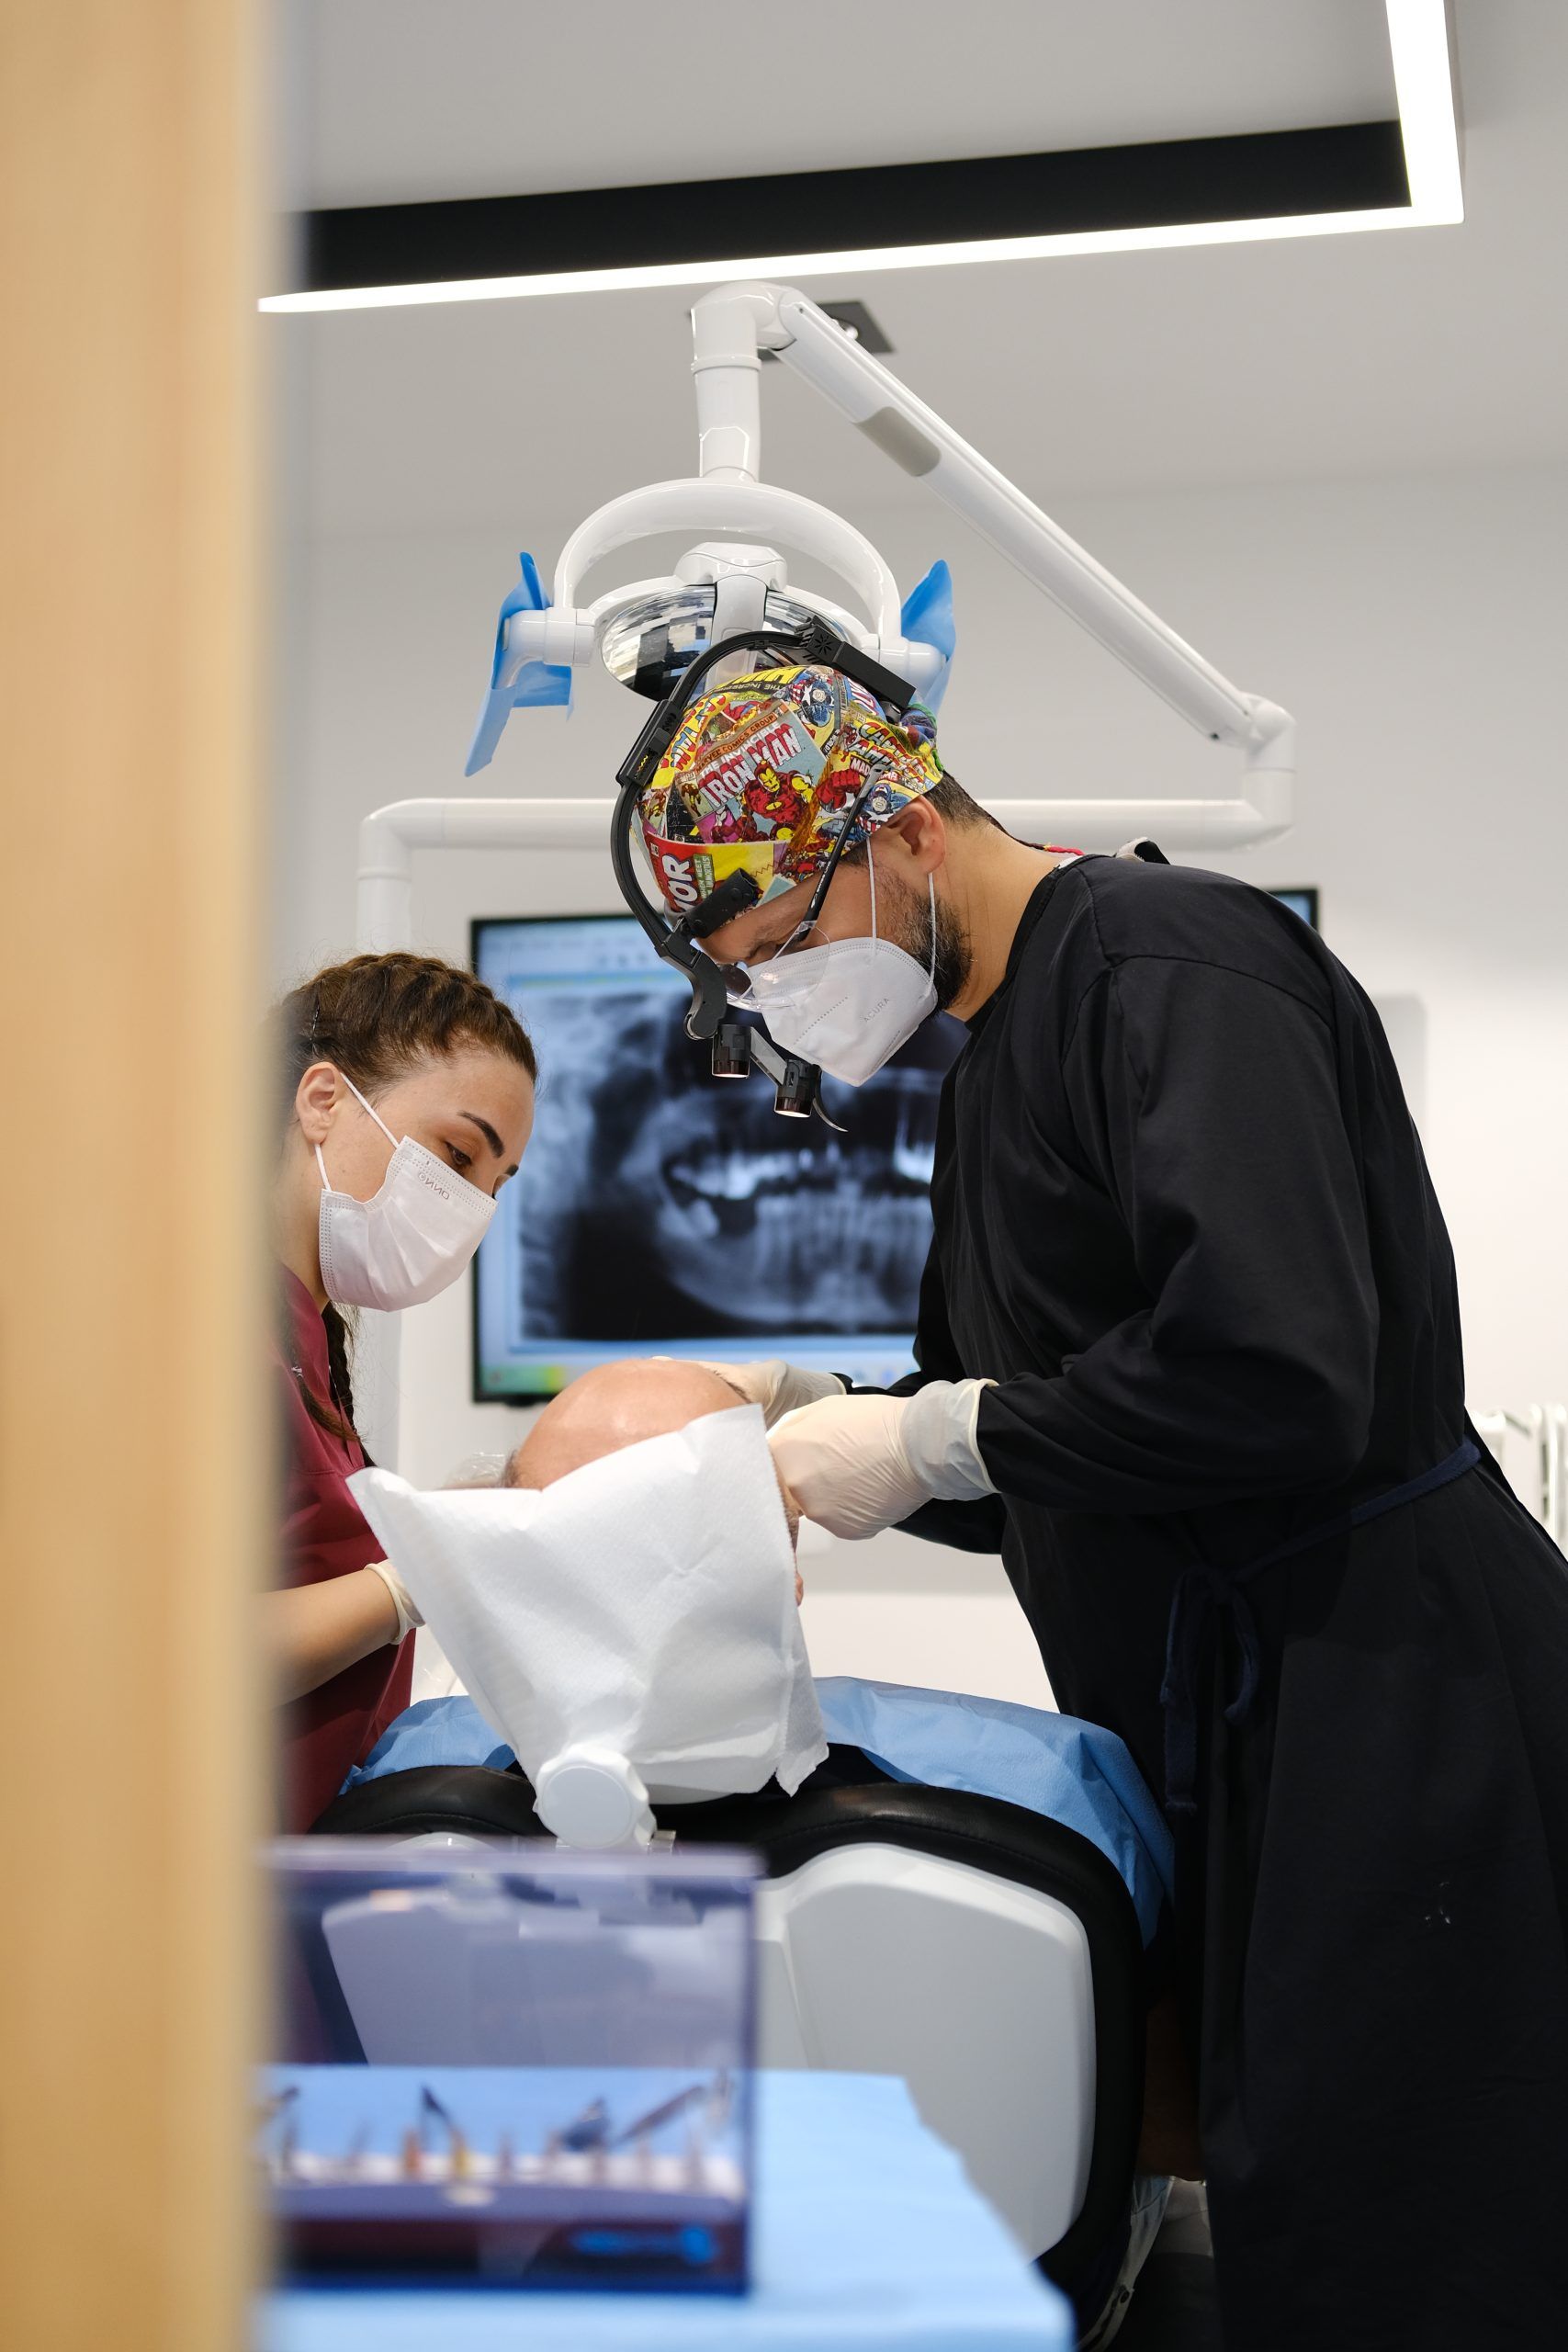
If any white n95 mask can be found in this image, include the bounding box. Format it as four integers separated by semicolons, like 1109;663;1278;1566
742;857;939;1087
315;1071;495;1311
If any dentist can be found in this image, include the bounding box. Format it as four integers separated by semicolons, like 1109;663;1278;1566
650;657;1568;2352
267;952;536;1828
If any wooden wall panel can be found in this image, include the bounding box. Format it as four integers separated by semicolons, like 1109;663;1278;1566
0;4;263;2346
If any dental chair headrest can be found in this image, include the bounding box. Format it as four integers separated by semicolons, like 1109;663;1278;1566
350;1405;825;1848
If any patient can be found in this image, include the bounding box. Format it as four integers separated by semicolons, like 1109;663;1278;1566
502;1358;804;1599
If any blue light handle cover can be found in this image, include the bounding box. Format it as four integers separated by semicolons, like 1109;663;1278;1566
899;559;955;711
464;551;571;775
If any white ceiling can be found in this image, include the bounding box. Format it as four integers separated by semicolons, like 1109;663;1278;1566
276;0;1568;540
282;0;1396;210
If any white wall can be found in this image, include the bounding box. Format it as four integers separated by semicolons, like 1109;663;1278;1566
276;463;1568;1702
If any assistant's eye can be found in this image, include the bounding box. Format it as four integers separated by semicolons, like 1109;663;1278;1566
446;1145;472;1174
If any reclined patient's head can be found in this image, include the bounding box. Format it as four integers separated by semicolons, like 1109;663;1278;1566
504;1360;802;1570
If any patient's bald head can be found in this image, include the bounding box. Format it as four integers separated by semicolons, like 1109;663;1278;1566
506;1360;750;1488
503;1360;802;1575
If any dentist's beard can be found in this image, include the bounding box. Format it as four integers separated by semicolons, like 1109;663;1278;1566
887;871;972;1013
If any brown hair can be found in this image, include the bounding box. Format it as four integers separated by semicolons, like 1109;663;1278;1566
276;952;537;1445
926;764;1005;833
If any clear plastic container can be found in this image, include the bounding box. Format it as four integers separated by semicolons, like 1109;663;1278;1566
263;1838;759;2292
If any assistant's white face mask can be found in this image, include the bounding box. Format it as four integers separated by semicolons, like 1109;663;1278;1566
741;854;939;1087
315;1071;495;1311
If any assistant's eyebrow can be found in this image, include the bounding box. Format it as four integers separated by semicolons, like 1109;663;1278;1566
457;1111;508;1162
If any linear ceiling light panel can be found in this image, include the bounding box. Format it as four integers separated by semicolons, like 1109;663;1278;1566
1386;0;1464;220
263;1;1461;315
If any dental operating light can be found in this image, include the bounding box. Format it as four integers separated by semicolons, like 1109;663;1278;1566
442;277;1296;1113
463;279;1296;787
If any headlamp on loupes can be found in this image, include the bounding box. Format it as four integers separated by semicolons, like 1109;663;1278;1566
612;615;920;1122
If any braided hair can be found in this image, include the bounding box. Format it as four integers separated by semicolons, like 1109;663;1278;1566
276;952;537;1444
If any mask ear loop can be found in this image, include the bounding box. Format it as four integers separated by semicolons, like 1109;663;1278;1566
314;1069;400;1195
338;1069;400;1149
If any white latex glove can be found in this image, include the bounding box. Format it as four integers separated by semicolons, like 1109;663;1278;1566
691;1357;847;1430
366;1556;423;1643
770;1380;996;1540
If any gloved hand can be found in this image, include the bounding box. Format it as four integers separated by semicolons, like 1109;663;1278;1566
769;1379;996;1540
366;1556;423;1643
692;1357;847;1430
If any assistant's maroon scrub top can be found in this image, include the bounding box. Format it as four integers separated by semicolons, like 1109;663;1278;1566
274;1269;412;1830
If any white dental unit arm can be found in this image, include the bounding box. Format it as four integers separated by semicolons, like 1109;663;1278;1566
356;280;1294;954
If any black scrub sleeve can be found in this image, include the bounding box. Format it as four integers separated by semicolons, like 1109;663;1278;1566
896;1491;1010;1553
977;957;1379;1516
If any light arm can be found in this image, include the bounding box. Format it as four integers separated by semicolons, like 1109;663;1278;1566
484;281;1293;815
761;286;1292;774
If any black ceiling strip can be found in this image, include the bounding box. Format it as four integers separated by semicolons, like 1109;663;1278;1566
299;119;1408;293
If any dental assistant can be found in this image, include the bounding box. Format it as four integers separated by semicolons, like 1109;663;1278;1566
649;660;1568;2351
267;952;536;1829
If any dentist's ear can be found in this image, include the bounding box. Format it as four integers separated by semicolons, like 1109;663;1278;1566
880;797;947;880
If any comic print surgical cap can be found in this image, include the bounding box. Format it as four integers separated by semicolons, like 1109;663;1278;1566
638;662;943;917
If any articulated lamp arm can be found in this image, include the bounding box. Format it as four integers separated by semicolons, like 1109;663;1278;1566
473;281;1292;846
695;283;1294;799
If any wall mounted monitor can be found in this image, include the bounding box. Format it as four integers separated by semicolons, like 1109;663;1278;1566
1269;886;1320;929
472;914;964;1401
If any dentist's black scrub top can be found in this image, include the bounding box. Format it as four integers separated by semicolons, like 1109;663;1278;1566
901;855;1568;2351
